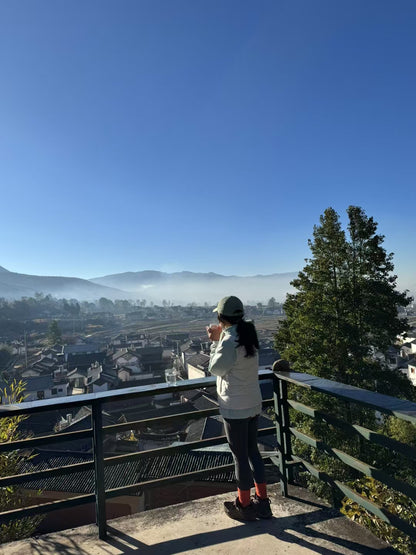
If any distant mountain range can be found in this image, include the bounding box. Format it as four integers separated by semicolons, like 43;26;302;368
1;265;414;305
0;266;129;302
90;270;298;304
0;266;297;304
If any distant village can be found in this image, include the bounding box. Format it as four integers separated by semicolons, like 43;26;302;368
0;301;283;533
0;299;415;533
0;306;281;404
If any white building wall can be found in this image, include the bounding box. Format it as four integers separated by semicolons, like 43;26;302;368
187;365;206;380
407;363;416;386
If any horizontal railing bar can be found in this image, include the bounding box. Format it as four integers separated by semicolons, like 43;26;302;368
0;400;274;452
1;412;221;453
276;371;416;425
290;427;416;501
104;427;276;467
288;399;416;461
0;429;93;453
334;480;416;540
0;459;94;487
0;377;213;417
104;400;274;435
104;399;274;435
293;456;416;540
0;428;275;486
289;427;323;450
0;493;96;525
105;437;222;466
105;463;236;498
0;371;274;418
104;407;220;434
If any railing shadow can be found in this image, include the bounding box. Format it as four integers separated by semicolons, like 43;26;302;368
27;535;91;555
25;505;395;555
102;510;396;555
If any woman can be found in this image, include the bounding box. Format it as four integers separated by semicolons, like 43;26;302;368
207;295;272;521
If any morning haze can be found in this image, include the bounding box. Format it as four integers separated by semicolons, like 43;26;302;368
0;266;296;305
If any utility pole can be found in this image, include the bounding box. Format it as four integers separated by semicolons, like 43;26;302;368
24;331;28;370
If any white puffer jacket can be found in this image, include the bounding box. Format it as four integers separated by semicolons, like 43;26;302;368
208;325;262;416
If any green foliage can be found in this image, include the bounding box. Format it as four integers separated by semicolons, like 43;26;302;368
0;345;12;370
273;206;416;552
341;477;416;555
275;206;412;397
379;417;416;487
47;320;62;346
0;379;43;543
383;417;416;448
98;297;114;312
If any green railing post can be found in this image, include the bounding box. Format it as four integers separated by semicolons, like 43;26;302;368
92;400;107;539
273;374;287;496
280;379;294;485
273;360;293;496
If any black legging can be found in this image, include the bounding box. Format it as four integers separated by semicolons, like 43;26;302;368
223;415;266;490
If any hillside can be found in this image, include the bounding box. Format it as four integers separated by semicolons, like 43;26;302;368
90;270;297;304
0;267;129;301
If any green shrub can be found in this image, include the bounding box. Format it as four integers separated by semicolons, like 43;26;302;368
341;477;416;555
0;379;43;544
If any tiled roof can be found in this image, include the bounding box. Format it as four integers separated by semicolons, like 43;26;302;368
186;416;224;442
41;348;60;357
67;353;106;368
113;349;139;360
105;401;196;423
19;448;235;493
13;410;65;437
92;377;109;387
180;390;201;403
192;394;218;411
67;367;88;378
30;363;57;375
136;346;163;356
61;407;117;429
25;375;54;391
204;416;224;438
100;372;119;384
180;386;217;400
35;358;56;367
63;344;103;355
186;419;205;443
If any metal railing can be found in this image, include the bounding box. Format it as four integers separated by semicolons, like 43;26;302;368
0;371;276;539
273;367;416;540
2;366;416;542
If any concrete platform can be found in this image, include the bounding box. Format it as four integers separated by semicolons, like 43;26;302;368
1;485;396;554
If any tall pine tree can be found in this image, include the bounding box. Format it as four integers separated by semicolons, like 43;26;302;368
275;206;413;398
274;207;416;553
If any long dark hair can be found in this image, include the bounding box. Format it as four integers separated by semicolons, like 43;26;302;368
218;314;259;357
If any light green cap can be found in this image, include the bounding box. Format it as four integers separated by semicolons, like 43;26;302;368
213;296;244;318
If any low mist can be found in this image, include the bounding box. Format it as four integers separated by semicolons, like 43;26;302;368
113;275;297;305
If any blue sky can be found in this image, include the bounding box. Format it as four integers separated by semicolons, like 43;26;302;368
1;1;415;287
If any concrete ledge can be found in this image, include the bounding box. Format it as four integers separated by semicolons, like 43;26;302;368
1;484;396;554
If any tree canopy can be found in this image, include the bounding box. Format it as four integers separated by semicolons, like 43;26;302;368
275;206;413;397
47;320;62;346
274;206;416;553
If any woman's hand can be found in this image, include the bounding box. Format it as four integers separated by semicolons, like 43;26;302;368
206;324;221;341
